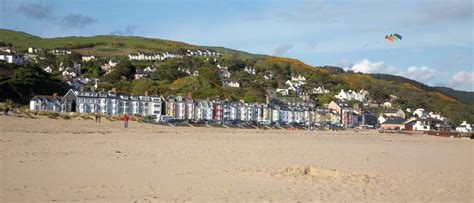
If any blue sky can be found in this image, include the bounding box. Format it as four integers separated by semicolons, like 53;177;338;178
1;0;473;91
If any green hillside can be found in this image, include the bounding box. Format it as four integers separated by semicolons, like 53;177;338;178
0;29;255;58
0;29;473;124
433;87;474;105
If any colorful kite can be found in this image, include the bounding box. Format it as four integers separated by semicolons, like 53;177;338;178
385;33;402;42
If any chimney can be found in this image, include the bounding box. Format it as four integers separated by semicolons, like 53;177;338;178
112;88;116;93
145;91;149;96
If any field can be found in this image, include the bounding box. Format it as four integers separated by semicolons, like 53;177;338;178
1;116;472;202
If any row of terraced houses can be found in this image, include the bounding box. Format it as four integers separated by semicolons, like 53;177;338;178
30;89;368;127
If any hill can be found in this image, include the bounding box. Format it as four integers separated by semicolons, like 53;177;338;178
433;87;474;105
0;29;255;58
0;29;473;124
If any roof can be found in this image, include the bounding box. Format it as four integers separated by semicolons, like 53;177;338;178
382;117;405;124
333;100;349;107
31;95;63;102
383;108;401;113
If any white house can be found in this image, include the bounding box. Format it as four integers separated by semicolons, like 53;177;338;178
30;94;64;112
82;55;96;62
43;66;53;73
291;75;306;84
52;49;71;55
312;86;330;94
244;66;256;75
109;59;119;67
456;121;472;133
222;79;240;88
335;89;367;102
264;71;274;80
0;52;24;64
28;47;44;54
143;66;157;73
413;108;428;118
276;88;290;96
61;89;163;120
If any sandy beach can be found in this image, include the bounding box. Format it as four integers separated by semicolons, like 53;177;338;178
1;116;473;202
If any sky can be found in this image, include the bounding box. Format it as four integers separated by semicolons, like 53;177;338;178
1;0;473;91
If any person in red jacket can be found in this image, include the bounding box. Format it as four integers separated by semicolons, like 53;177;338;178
123;113;129;128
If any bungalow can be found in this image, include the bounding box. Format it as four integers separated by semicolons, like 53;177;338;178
456;121;472;133
413;118;446;131
380;117;405;130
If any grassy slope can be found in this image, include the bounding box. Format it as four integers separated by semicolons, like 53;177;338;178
0;29;254;58
434;87;474;105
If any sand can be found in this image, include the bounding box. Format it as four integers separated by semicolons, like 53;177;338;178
1;116;473;202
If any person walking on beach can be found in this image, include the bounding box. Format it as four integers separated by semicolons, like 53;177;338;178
123;113;129;128
95;114;101;123
3;107;9;116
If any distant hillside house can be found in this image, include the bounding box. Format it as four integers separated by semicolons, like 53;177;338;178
222;79;240;88
143;66;157;73
335;89;367;102
186;49;220;57
244;66;256;75
264;71;274;80
134;71;149;79
43;66;52;73
52;49;72;55
312;86;330;94
0;51;24;64
81;55;96;62
28;47;44;54
0;47;13;53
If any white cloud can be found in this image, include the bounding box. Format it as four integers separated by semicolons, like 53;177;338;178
349;59;438;83
448;71;474;91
